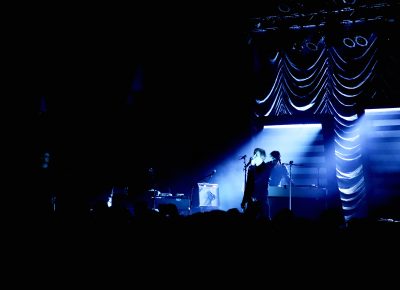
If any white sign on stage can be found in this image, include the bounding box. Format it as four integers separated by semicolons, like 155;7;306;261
198;183;219;207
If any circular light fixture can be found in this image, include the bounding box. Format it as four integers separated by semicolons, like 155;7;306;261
343;37;355;48
355;35;368;47
278;4;291;13
305;42;318;51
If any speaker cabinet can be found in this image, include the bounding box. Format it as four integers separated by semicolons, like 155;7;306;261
154;196;190;215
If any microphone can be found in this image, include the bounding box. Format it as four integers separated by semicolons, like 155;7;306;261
239;155;247;160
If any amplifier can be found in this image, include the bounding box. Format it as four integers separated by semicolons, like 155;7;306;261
154;196;190;215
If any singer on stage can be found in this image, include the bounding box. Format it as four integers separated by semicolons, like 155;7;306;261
241;148;274;221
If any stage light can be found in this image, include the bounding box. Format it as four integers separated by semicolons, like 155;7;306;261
343;37;356;48
365;107;400;113
278;3;291;13
342;0;356;4
305;41;318;51
264;124;322;129
355;35;368;46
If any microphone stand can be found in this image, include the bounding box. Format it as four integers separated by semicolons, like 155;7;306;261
242;156;252;212
190;184;194;215
243;156;248;186
198;171;215;183
288;162;293;211
282;161;296;211
284;161;304;211
148;167;158;211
